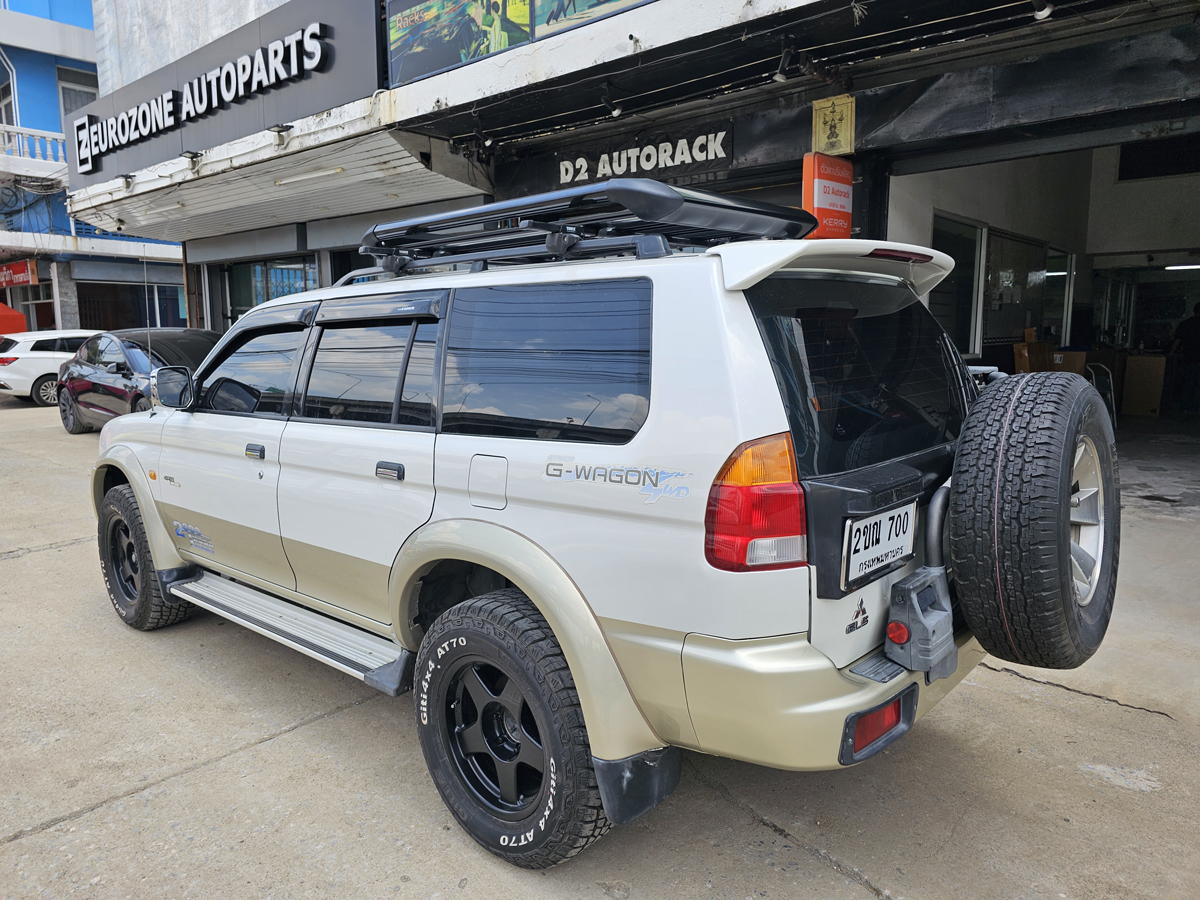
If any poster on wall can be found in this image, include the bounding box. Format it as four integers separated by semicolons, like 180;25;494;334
801;152;853;239
533;0;649;38
388;0;530;85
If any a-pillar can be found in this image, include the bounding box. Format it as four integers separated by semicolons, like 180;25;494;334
51;260;80;329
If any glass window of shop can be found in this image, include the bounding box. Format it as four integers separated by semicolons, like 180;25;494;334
929;216;983;355
77;283;187;332
228;256;318;322
6;283;56;331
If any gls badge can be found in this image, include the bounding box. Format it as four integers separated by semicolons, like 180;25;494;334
845;599;870;635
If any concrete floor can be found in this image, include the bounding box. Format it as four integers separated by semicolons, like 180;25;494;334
1;396;1197;900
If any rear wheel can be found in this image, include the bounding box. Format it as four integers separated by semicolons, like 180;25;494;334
949;372;1120;668
98;485;193;630
415;590;609;868
31;375;58;407
59;388;91;434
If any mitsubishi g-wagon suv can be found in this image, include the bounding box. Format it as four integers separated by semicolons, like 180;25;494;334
90;179;1119;868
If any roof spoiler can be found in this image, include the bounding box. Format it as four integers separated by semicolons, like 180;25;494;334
708;240;955;295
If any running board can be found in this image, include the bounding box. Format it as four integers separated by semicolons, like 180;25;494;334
170;574;414;696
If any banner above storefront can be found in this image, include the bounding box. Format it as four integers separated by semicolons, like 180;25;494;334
386;0;655;87
68;0;381;190
555;123;733;187
0;260;38;288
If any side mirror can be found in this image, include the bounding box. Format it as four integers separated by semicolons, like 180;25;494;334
105;361;130;375
151;366;194;409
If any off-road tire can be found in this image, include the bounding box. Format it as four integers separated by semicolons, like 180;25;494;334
31;374;59;407
949;372;1119;668
59;388;91;434
415;589;610;868
99;485;194;630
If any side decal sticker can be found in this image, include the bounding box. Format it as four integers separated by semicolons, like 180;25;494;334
543;456;691;504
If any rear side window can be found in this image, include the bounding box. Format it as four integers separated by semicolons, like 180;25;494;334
748;274;966;476
31;339;57;352
304;324;413;423
397;322;438;427
442;279;652;444
198;329;304;416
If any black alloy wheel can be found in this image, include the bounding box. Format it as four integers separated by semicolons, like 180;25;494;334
59;387;90;434
415;590;610;868
444;659;547;818
98;484;193;630
133;396;152;413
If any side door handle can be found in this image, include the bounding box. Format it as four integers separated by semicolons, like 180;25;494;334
245;443;266;460
375;461;405;481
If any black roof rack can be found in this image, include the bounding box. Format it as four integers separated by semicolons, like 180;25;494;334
358;178;818;275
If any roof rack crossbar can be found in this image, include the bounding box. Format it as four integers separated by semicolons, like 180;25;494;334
388;234;671;276
359;178;817;275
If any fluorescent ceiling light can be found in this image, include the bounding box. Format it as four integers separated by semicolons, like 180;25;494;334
1165;264;1200;271
1045;271;1067;276
274;166;343;187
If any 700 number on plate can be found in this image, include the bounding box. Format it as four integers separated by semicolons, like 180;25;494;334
842;501;917;588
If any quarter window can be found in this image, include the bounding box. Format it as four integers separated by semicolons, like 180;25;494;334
441;280;652;444
198;329;304;416
304;324;413;423
31;339;57;352
396;322;438;427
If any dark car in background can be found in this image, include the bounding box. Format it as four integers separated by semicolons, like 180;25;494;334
58;328;220;434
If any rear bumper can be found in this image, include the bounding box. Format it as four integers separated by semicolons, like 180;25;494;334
0;377;31;395
681;629;985;770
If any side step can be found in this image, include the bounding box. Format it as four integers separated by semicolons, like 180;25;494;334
170;574;414;696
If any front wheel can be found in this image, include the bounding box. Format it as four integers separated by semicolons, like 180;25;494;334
133;396;151;413
415;590;609;868
98;485;193;630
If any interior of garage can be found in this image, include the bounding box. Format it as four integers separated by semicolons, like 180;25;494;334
887;131;1200;421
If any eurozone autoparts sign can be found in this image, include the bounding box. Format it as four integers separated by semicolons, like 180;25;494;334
73;22;329;175
556;123;732;185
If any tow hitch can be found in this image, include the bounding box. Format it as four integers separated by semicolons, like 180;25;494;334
884;484;958;683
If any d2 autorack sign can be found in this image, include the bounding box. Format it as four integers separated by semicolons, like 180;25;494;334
74;24;328;175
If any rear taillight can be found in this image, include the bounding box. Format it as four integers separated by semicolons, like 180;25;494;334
864;248;934;263
853;698;901;754
0;357;17;366
704;433;807;572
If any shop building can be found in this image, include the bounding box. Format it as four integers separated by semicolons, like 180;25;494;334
68;0;1200;413
0;0;183;334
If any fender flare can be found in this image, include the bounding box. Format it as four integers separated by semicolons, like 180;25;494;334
388;517;664;762
92;450;187;573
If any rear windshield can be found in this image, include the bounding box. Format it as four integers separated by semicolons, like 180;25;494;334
748;273;967;477
0;338;16;353
121;331;220;372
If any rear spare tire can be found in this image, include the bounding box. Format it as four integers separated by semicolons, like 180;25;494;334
949;372;1119;668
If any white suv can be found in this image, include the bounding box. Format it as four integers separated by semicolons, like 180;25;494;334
0;330;97;405
90;180;1119;868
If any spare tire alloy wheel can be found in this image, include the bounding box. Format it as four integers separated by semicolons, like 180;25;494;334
415;590;609;868
949;372;1120;669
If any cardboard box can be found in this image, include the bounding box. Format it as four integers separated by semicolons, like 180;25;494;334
1013;342;1030;373
1122;355;1166;417
1028;342;1052;372
1050;350;1088;376
1024;327;1037;343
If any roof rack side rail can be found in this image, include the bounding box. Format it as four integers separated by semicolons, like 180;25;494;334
333;266;391;287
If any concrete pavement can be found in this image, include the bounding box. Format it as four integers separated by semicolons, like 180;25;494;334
2;396;1197;900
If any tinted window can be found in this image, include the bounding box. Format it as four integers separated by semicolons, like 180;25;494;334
80;337;102;364
748;274;966;476
121;331;219;371
396;322;438;427
199;329;303;416
0;338;16;353
442;280;652;444
31;339;57;352
61;337;88;353
304;324;412;423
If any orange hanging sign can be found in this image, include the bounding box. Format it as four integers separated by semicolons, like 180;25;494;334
802;152;853;239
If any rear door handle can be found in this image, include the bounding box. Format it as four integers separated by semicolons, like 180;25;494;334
376;461;405;481
245;443;266;460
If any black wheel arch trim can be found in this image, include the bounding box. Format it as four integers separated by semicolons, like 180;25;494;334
593;745;682;826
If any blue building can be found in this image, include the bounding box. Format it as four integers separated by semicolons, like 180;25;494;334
0;0;183;334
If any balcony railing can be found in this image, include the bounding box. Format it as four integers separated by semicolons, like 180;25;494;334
0;124;69;164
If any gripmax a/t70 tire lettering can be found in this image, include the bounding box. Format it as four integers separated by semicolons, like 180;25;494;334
949;372;1120;668
415;590;610;868
98;485;194;630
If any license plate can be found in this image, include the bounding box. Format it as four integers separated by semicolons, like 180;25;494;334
842;501;917;588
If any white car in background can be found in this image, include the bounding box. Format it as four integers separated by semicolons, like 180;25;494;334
0;330;98;406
